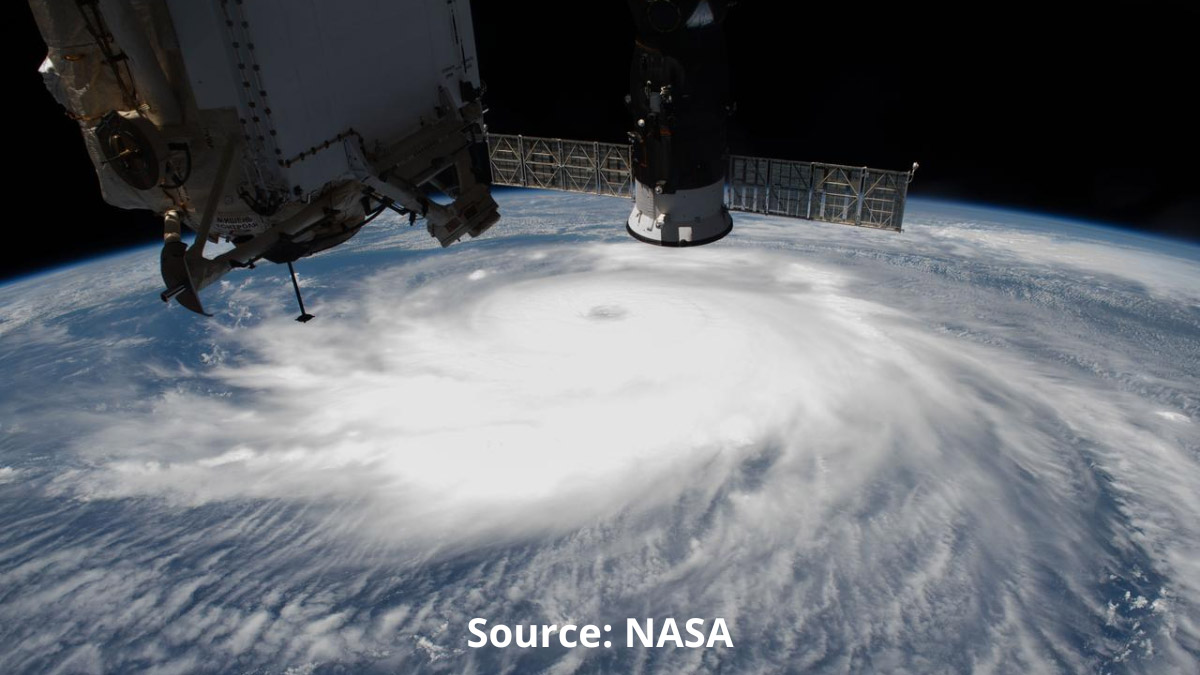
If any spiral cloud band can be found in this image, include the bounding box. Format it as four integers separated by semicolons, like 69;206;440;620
0;191;1197;673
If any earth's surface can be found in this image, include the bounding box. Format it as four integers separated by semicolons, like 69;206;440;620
1;189;1198;674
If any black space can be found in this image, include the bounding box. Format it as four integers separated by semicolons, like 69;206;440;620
7;2;1198;281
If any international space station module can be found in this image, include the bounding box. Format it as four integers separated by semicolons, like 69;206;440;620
29;0;917;318
31;0;497;316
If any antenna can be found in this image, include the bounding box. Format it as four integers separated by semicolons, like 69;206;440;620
286;262;315;323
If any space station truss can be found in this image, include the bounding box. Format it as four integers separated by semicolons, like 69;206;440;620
487;134;634;197
486;134;914;231
726;156;911;231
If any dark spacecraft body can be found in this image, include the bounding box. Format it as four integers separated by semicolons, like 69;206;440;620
625;0;734;245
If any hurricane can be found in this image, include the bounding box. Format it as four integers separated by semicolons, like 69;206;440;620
1;191;1197;673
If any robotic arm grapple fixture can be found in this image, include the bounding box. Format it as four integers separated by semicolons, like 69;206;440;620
625;0;734;246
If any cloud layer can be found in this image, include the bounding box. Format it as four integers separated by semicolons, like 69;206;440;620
1;193;1198;673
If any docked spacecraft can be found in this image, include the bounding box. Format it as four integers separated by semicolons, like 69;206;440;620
623;0;734;246
30;0;916;318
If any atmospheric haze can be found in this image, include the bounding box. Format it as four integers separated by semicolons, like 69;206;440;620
0;190;1198;674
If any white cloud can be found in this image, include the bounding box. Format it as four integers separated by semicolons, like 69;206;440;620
1;193;1198;673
